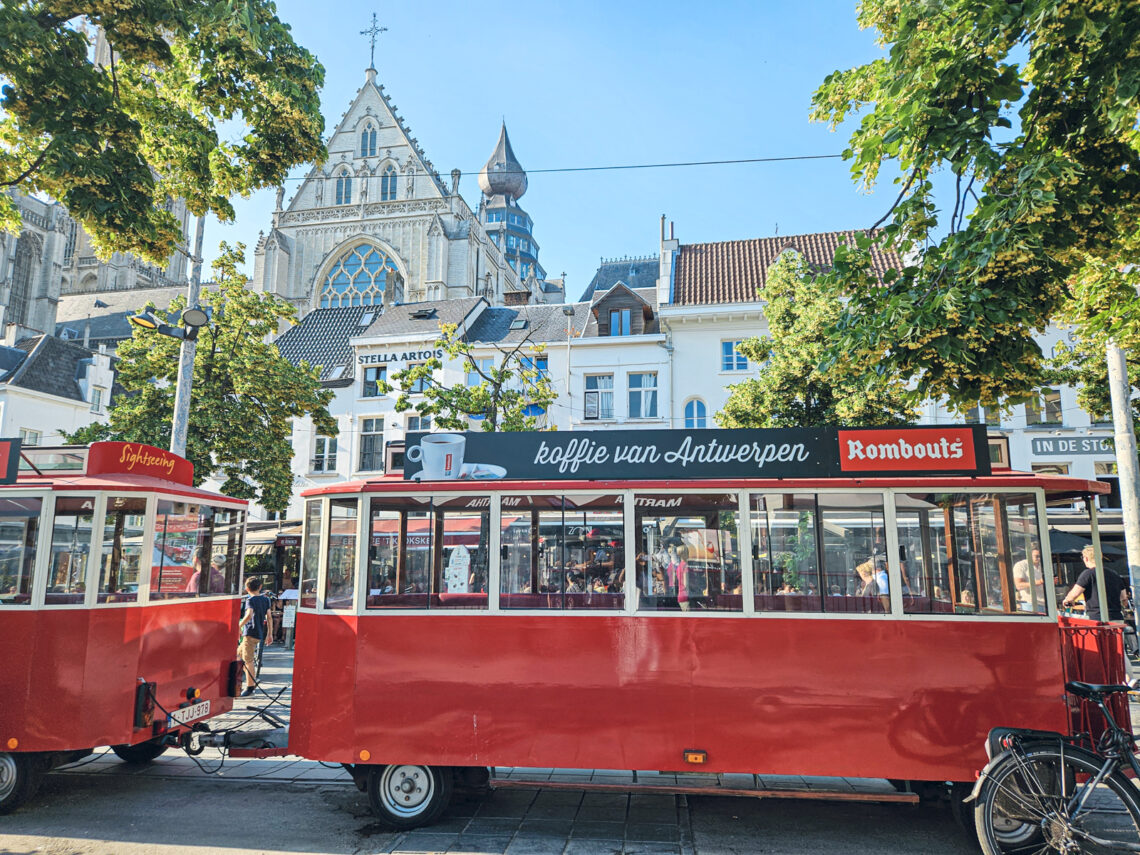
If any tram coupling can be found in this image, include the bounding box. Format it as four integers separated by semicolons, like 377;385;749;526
186;726;290;758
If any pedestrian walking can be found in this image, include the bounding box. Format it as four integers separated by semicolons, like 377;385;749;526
238;576;272;697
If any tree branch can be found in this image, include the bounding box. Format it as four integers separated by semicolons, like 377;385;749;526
1;146;51;187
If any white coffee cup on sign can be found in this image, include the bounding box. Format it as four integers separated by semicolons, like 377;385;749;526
406;433;465;479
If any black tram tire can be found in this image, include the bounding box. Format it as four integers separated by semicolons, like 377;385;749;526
367;764;453;830
0;752;45;815
111;738;168;764
947;782;979;847
974;742;1140;855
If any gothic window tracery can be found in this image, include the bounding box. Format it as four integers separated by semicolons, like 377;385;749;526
360;124;378;158
335;170;353;205
8;235;37;327
381;166;397;201
319;244;403;308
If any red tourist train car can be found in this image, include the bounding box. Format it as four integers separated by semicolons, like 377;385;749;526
0;441;247;812
288;426;1127;828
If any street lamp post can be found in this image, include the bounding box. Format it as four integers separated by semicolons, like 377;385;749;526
170;216;205;459
128;215;211;460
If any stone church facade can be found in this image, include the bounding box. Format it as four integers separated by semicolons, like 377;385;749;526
252;67;562;313
0;191;190;342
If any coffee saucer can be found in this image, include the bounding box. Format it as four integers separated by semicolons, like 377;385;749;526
408;463;507;481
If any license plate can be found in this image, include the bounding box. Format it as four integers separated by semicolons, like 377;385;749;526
168;699;210;727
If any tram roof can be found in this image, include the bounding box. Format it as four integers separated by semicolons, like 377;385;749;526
300;471;1109;500
5;470;249;504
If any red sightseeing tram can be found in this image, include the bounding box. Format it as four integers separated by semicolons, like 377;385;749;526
0;441;247;813
288;426;1127;828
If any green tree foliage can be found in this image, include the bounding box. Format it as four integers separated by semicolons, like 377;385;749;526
382;323;557;432
717;252;916;428
811;0;1140;410
66;243;336;511
0;1;325;264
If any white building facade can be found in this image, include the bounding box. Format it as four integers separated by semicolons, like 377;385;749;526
272;224;1126;523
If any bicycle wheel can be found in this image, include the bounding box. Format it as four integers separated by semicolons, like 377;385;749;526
975;741;1140;854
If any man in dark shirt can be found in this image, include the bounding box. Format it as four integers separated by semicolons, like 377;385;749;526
237;576;272;697
1062;546;1127;621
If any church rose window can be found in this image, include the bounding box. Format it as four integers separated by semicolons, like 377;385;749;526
320;244;403;308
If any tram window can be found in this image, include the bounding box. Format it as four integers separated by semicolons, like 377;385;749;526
898;493;1045;616
0;497;42;605
817;494;888;615
151;501;219;599
300;500;321;608
366;495;489;609
97;496;146;604
500;494;624;610
324;499;357;610
46;496;95;604
750;494;822;613
211;507;244;595
636;494;739;613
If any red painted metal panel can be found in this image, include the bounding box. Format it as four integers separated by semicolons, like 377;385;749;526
0;600;238;753
291;614;1069;781
87;442;194;486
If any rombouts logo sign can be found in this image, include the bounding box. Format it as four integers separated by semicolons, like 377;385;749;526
837;427;977;472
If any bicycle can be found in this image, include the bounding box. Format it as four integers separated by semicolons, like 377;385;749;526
970;679;1140;853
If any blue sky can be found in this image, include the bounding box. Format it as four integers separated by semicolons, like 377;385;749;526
208;0;898;300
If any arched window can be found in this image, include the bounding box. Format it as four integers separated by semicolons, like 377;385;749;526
319;244;404;308
360;125;377;158
381;166;397;201
335;171;353;205
8;237;36;327
684;398;707;429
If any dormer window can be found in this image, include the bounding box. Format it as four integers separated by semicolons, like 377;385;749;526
609;308;631;336
381;165;397;201
360;124;377;158
335;170;353;205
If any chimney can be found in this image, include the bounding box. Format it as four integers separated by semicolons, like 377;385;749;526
658;217;680;307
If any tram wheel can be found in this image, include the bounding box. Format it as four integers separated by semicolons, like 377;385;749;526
367;764;452;829
111;738;168;764
0;752;45;815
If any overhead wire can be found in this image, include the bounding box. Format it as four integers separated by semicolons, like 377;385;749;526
275;152;846;181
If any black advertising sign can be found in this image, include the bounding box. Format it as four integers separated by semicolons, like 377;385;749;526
403;425;991;482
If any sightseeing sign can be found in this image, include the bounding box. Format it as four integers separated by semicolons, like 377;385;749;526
403;425;991;481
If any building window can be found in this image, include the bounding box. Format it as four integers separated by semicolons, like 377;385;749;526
9;237;36;328
521;355;548;377
965;404;1001;427
335;172;353;205
362;366;386;398
609;308;631;337
381;166;397;201
359;418;384;471
312;436;337;472
18;429;41;446
466;357;493;387
406;362;429;394
1025;388;1062;425
628;372;658;419
684;398;707;429
721;340;748;371
584;374;614;420
407;414;431;432
1096;461;1121;509
320;243;403;308
90;387;105;413
360;125;377;157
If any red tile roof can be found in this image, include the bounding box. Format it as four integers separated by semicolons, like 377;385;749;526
671;230;901;305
